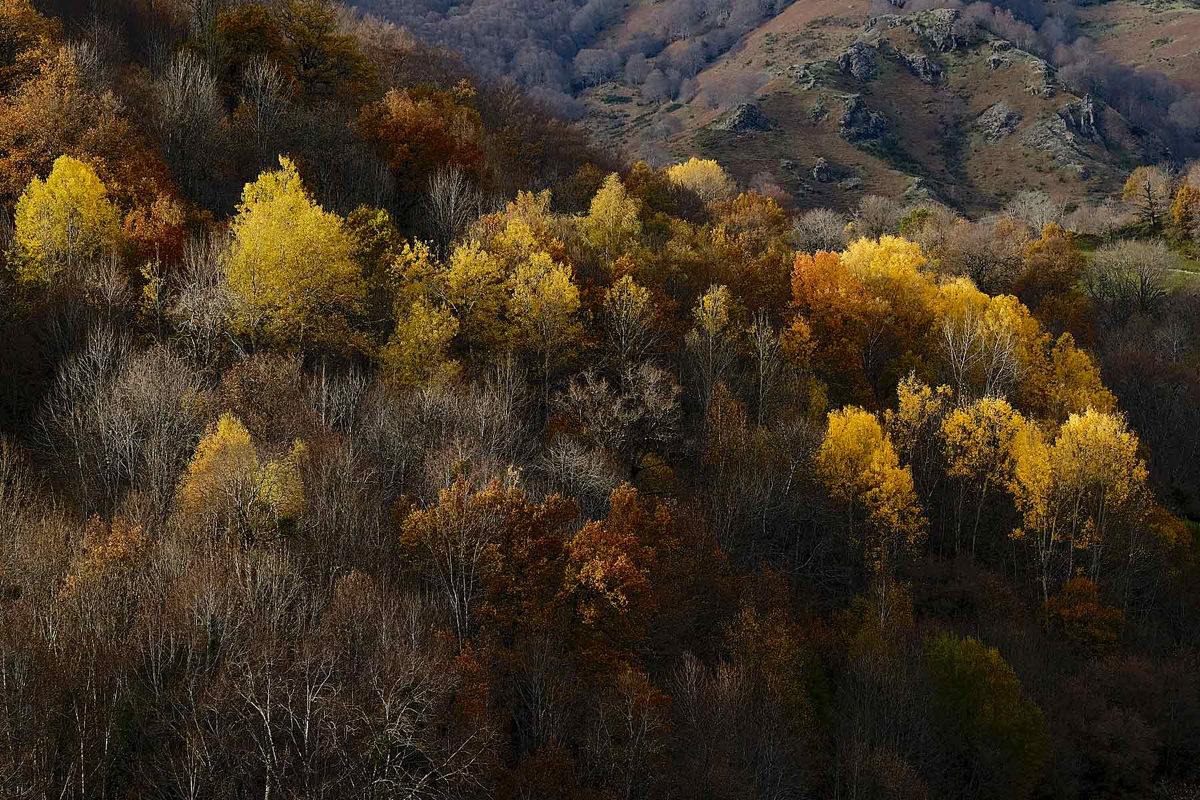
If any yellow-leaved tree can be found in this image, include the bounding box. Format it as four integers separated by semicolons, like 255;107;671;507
226;156;365;350
685;283;738;410
884;374;951;505
583;172;642;270
1121;165;1170;227
666;157;736;204
381;296;460;389
437;239;508;355
14;155;121;283
603;275;659;372
936;279;1036;401
816;406;926;621
177;413;306;547
1008;409;1149;606
940;395;1026;557
509;250;581;398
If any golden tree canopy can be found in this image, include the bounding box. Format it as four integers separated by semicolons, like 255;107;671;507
226;156;365;349
14;154;121;283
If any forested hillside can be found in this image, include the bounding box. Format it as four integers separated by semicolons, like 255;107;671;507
2;1;1200;799
350;0;1200;210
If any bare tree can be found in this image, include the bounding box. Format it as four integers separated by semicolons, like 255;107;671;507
171;230;238;368
938;220;1023;294
1004;190;1064;233
553;363;681;481
585;668;669;800
41;329;208;521
791;207;848;254
154;50;226;205
747;310;783;427
539;436;624;516
425;165;483;253
241;55;292;164
852;195;900;241
0;438;33;539
1084;239;1173;325
1065;200;1134;242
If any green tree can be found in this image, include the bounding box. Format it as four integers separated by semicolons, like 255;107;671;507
13;155;121;283
925;633;1050;800
226;156;365;349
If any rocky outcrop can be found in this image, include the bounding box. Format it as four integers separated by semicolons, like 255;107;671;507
976;101;1022;143
901;175;938;204
1025;58;1056;98
812;157;834;182
839;94;889;144
872;9;964;53
1021;115;1093;177
837;42;878;82
787;60;834;90
712;103;772;133
1061;94;1101;144
903;51;943;84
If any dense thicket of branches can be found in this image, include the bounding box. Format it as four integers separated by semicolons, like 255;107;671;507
346;0;793;116
3;2;1200;799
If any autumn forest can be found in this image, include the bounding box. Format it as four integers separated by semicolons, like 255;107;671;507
1;0;1200;798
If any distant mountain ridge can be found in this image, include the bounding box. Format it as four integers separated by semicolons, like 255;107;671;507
352;0;1200;213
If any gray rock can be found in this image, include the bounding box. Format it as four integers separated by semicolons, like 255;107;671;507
903;51;943;84
810;100;830;122
781;159;797;171
839;94;889;143
1025;58;1056;98
991;40;1013;53
901;175;937;204
813;157;834;182
1021;114;1095;169
872;9;964;52
789;60;834;90
976;101;1022;143
712;103;772;133
837;42;878;82
988;54;1010;71
839;176;864;190
1060;93;1101;144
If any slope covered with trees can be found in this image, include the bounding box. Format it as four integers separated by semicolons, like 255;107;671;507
2;1;1200;799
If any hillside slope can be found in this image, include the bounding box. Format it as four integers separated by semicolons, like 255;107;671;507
581;5;1177;214
351;0;1200;213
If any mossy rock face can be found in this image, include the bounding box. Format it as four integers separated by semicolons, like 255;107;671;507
711;103;774;133
839;94;889;144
